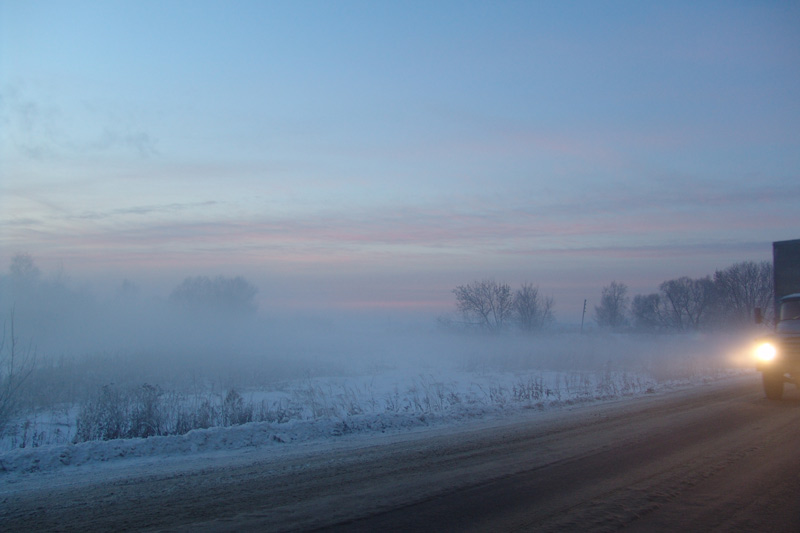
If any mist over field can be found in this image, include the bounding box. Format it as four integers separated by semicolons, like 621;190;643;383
0;254;760;478
0;259;750;389
1;259;753;405
3;5;800;530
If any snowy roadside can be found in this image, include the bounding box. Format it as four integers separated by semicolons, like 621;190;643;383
0;368;749;481
0;372;771;533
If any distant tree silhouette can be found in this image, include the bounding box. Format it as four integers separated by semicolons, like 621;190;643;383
169;276;258;316
631;293;665;331
9;254;40;285
713;261;773;326
453;279;513;333
513;283;554;332
594;281;629;329
659;276;716;330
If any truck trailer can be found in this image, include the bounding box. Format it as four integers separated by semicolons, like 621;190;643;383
755;238;800;399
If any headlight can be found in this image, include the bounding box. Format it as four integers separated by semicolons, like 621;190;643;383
755;342;777;363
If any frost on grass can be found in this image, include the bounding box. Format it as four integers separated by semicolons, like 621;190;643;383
0;330;750;475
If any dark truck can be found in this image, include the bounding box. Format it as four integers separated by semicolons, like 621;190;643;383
755;238;800;399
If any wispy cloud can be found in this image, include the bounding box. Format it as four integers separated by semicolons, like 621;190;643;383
5;180;790;274
0;86;158;161
74;201;220;220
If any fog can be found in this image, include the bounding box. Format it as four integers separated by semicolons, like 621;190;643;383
0;258;758;454
1;262;750;391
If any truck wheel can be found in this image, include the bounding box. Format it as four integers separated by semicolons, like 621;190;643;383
763;372;784;400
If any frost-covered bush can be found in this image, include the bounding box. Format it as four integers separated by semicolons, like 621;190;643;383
75;383;168;441
129;384;165;438
75;384;129;441
222;389;252;426
73;384;272;443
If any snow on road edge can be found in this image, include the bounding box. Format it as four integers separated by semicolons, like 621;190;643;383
0;371;749;478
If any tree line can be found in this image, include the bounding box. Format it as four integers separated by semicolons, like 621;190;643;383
451;260;773;334
594;260;773;332
0;254;261;437
450;280;554;333
0;254;260;320
1;254;774;337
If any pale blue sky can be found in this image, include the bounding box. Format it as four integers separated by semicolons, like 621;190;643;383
2;1;799;318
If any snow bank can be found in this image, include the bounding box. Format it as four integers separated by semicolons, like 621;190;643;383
1;369;748;477
1;331;753;477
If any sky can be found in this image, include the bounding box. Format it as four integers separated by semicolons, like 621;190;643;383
1;0;799;321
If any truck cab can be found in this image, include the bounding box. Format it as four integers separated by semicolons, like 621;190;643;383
756;293;800;399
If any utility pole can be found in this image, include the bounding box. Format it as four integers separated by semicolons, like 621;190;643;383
581;299;587;333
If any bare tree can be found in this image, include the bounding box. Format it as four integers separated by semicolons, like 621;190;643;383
9;253;41;285
659;276;716;330
713;261;773;326
513;283;554;332
631;293;669;331
0;311;36;437
169;275;258;316
453;279;513;333
594;281;629;329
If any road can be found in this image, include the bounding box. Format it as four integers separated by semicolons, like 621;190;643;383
3;374;800;532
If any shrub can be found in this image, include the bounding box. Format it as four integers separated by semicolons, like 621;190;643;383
74;384;263;443
222;389;252;426
75;384;129;441
129;384;164;438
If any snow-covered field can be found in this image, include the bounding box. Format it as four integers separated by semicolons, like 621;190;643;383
0;327;756;478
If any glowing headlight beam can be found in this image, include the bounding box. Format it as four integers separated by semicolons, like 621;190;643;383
756;342;777;362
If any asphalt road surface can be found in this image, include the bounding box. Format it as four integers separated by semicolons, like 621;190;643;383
3;374;800;532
